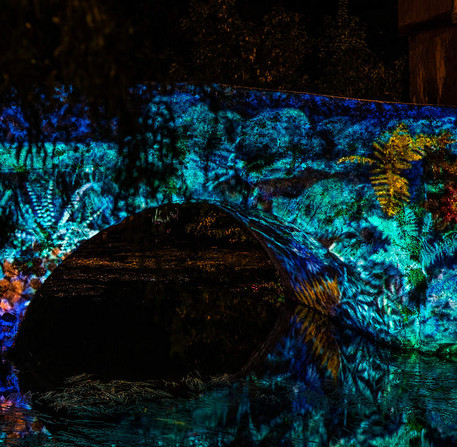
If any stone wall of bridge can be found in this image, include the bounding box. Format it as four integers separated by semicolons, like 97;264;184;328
1;85;457;354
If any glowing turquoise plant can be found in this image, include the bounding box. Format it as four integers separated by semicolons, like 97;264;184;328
367;206;457;306
18;179;105;255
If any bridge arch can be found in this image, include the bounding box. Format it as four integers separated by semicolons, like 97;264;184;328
1;85;457;355
10;201;342;387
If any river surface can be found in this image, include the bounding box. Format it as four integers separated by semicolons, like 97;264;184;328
2;305;457;447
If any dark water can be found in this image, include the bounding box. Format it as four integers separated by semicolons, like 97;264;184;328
2;306;457;447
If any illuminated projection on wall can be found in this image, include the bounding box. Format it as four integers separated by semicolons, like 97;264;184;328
1;83;457;358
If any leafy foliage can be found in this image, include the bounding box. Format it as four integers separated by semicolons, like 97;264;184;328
0;177;109;319
181;0;310;90
368;206;457;305
438;185;457;226
0;189;15;247
19;179;103;255
339;124;452;217
0;251;60;313
1;85;457;357
314;0;406;100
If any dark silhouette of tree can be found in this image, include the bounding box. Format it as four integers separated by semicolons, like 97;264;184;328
181;0;310;90
313;0;406;100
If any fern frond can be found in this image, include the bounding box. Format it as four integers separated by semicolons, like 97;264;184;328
405;147;425;162
58;182;95;227
25;181;57;231
419;232;457;270
397;207;419;240
368;125;431;217
26;182;43;223
43;180;56;228
16;180;102;256
421;241;446;270
371;172;409;193
421;212;435;239
371;171;409;217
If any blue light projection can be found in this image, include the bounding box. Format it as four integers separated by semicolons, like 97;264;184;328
1;84;457;357
5;305;457;446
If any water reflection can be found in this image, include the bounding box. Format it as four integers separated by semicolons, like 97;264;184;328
2;305;457;446
0;361;49;445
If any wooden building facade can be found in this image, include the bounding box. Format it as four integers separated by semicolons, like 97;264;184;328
399;0;457;105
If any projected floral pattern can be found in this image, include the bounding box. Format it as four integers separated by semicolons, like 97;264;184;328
1;85;457;354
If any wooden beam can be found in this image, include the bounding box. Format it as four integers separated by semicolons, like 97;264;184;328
399;0;456;35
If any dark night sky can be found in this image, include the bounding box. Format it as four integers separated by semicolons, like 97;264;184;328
169;0;405;61
0;0;409;115
250;0;406;62
346;0;405;60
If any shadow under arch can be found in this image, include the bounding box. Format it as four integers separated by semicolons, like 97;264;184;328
2;84;457;361
9;200;347;391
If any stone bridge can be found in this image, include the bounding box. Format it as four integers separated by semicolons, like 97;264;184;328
1;84;457;355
